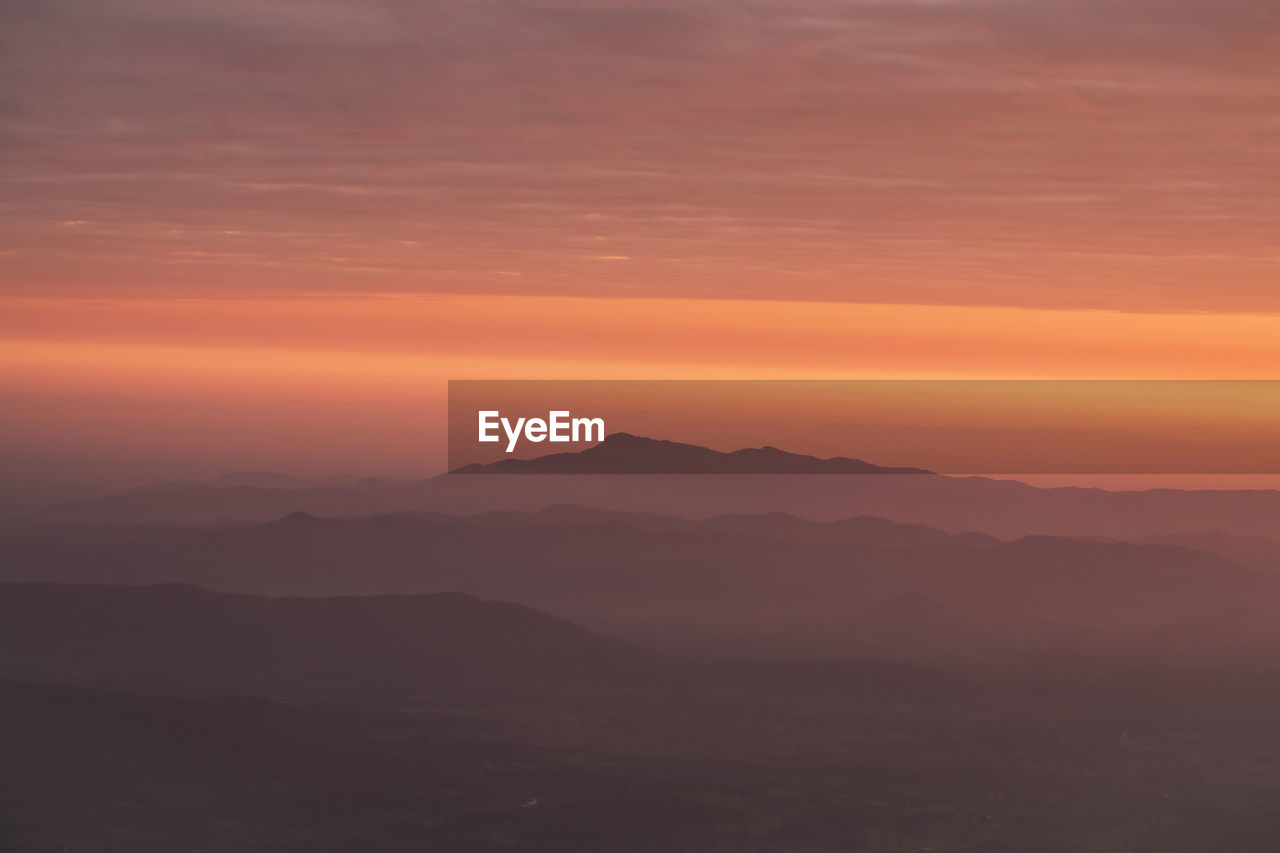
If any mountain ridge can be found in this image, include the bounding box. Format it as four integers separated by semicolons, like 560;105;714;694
43;465;1280;541
4;509;1272;662
452;432;934;475
0;582;641;696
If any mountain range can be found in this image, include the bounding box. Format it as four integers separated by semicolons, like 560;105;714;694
6;506;1277;663
39;436;1280;541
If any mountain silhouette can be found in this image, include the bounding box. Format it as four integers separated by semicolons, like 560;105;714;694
45;469;1280;542
1136;530;1280;575
0;583;640;696
5;510;1271;662
453;432;933;474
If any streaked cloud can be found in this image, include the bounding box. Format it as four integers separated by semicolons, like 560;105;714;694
2;0;1277;309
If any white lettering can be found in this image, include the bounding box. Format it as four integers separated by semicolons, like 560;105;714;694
478;411;500;443
572;417;605;443
479;410;605;453
549;410;570;442
502;416;526;453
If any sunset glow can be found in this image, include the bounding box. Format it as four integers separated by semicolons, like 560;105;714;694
4;0;1280;485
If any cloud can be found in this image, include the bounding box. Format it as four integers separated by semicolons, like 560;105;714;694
1;0;1277;310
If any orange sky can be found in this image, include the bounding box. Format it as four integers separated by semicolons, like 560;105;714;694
5;294;1280;488
3;1;1279;489
6;295;1280;399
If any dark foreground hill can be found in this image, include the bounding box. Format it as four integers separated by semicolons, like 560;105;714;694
7;659;1280;853
0;583;638;697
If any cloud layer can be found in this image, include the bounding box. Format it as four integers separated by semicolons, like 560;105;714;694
3;0;1278;309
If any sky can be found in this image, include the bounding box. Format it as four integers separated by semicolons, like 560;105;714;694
2;0;1279;488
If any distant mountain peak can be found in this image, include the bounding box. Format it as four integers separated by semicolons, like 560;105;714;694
453;433;933;475
278;511;321;524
